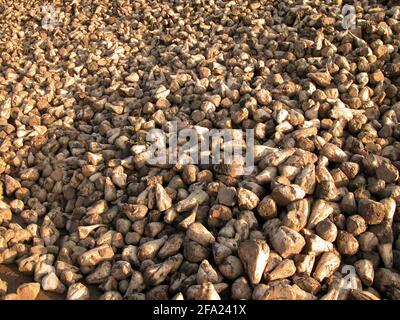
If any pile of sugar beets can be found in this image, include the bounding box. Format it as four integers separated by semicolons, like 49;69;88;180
1;0;400;300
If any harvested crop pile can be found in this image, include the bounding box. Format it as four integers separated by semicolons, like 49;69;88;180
1;0;400;300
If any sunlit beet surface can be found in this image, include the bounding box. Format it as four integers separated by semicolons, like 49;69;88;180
0;0;400;300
